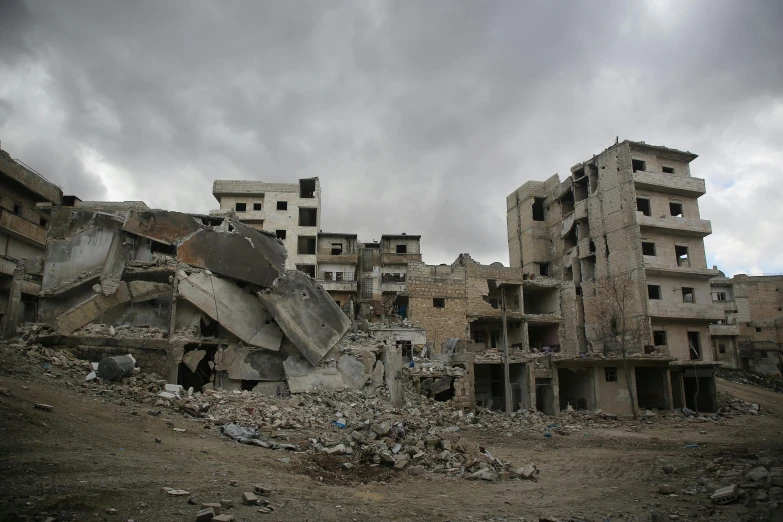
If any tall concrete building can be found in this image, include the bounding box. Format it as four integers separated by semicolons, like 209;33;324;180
506;140;724;413
212;178;321;274
0;147;63;336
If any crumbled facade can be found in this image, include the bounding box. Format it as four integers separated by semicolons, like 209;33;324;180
709;273;783;377
505;140;725;414
212;178;321;275
0;147;63;337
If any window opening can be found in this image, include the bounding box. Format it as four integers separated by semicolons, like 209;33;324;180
299;178;316;198
298;208;317;226
715;292;726;301
605;367;617;382
331;243;343;255
670;202;683;217
275;230;286;240
532;198;545;221
675;245;689;267
39;217;49;229
687;331;701;360
636;198;651;216
396;244;407;254
653;330;667;346
718;344;726;354
756;327;762;332
648;285;662;300
296;264;316;278
632;159;646;172
642;242;656;256
324;272;333;281
235;202;246;212
253;202;262;211
277;201;288;210
433;298;445;308
538;263;550;277
662;166;675;174
682;287;694;303
297;236;316;255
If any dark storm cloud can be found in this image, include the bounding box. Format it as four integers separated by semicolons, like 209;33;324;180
1;0;781;274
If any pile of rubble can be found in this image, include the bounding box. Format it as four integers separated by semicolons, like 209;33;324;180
717;369;783;394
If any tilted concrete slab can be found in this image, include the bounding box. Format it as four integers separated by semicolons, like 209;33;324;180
258;271;351;366
227;347;285;381
99;232;128;296
54;282;131;335
122;210;201;246
337;354;369;390
176;271;283;351
283;357;345;394
177;220;285;288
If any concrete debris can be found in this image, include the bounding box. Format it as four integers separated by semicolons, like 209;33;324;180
195;507;215;522
283;357;345;394
162;488;191;496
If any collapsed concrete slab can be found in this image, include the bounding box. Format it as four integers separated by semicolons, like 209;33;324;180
122;209;201;246
258;271;351;366
177;220;285;288
226;347;285;381
128;281;171;303
176;271;283;351
54;282;132;334
99;232;129;296
283;357;345;394
337;354;370;390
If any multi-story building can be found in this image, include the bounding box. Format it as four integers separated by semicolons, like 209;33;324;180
709;273;783;377
0;147;63;336
212;178;320;275
315;233;421;320
505;140;724;414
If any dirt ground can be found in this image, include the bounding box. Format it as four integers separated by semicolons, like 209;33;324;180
1;359;782;522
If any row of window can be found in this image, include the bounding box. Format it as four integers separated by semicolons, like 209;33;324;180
636;197;684;218
647;284;695;303
641;241;690;266
632;159;677;175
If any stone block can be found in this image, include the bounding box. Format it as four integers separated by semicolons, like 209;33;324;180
196;507;215;522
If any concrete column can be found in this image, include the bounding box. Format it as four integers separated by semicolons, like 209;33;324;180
1;261;24;339
665;369;675;411
384;344;404;407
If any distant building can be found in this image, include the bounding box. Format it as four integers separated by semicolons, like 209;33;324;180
709;273;783;378
0;147;63;336
212;178;321;274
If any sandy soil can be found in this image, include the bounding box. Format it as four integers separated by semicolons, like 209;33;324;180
1;366;782;522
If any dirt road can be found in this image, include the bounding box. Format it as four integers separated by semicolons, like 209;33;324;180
1;369;782;521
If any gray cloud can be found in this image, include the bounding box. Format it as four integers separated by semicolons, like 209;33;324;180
1;0;781;275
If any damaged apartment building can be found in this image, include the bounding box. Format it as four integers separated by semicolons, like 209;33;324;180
0;147;63;337
33;204;358;394
505;140;724;415
709;273;783;378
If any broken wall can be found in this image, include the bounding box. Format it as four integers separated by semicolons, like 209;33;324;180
407;260;468;351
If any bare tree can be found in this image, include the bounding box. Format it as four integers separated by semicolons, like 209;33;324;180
587;272;650;420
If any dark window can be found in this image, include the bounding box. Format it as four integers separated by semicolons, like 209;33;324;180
296;264;316;278
275;230;286;240
632;159;646;172
13;204;22;215
670;202;683;217
642;242;656;256
718;344;726;354
39;217;48;229
636;198;651;216
335;272;344;282
323;271;333;281
675;245;689;267
653;330;667;346
538;263;550;276
605;367;617;382
662;166;675;174
299;178;316;198
396;244;407;254
433;298;445;308
532;197;546;221
253;202;262;211
715;292;726;301
648;285;662;300
761;350;769;358
473;330;485;343
331;243;343;255
297;236;316;255
687;331;701;360
277;201;288;210
682;287;694;303
235;202;246;212
299;208;317;226
756;327;762;332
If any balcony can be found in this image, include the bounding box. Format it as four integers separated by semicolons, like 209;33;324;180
636;212;712;238
316;253;359;265
381;252;422;265
633;171;706;198
0;153;62;203
317;279;357;292
709;324;740;336
0;209;47;247
647;300;724;321
381;282;407;293
643;256;720;279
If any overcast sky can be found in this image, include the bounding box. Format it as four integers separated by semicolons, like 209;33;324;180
1;1;781;276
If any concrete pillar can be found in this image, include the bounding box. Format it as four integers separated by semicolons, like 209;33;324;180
1;261;24;339
384;344;404;407
665;369;675;411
